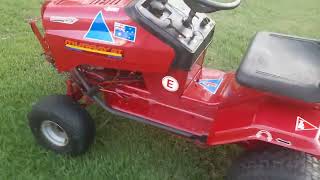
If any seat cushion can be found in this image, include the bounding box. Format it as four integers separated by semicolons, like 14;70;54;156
236;32;320;102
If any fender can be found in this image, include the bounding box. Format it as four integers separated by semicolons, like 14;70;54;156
207;90;320;156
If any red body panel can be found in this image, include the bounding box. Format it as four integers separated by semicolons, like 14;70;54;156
43;0;175;73
32;0;320;157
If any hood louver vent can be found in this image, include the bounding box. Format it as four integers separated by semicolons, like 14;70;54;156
54;0;66;5
90;0;122;5
53;0;125;6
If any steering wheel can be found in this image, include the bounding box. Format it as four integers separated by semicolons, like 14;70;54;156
183;0;241;13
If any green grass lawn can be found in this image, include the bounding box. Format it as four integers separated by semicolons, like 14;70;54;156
0;0;319;179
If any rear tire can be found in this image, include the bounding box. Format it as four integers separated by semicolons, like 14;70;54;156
28;95;95;156
227;147;320;180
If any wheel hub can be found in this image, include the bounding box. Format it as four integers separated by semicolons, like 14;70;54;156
40;120;69;147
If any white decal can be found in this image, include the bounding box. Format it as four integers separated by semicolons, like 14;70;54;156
256;130;273;142
83;11;114;44
162;76;179;92
198;78;223;94
105;6;120;12
50;16;79;24
295;116;319;131
114;22;137;42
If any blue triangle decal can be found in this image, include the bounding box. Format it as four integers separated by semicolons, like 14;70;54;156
84;11;114;44
198;79;223;94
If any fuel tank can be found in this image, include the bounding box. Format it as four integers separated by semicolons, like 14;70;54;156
41;0;175;73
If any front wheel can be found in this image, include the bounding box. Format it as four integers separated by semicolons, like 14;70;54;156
28;95;96;156
227;147;320;180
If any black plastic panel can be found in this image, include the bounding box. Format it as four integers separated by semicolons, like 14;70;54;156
126;0;215;70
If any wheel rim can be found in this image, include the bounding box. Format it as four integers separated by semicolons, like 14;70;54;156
40;120;69;147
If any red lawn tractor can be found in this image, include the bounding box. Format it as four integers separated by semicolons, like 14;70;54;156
28;0;320;179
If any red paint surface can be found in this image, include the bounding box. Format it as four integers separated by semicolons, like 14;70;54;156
42;0;175;73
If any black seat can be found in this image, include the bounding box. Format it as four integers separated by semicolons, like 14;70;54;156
236;32;320;102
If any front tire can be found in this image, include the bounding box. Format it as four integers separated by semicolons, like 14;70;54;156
227;147;320;180
28;95;95;156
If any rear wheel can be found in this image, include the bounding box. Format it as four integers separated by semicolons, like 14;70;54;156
227;147;320;180
28;95;95;156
